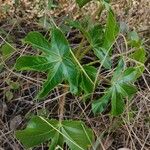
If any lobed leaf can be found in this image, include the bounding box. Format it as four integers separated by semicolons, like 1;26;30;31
16;116;58;148
16;116;94;150
68;9;119;70
92;58;138;116
15;27;94;99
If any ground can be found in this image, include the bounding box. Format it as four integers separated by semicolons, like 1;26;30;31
0;0;150;150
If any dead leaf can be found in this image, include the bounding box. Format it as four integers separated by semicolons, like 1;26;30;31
10;115;22;130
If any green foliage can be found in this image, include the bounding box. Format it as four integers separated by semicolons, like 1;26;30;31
68;8;119;69
14;1;147;149
92;23;146;116
92;59;138;116
0;43;15;60
128;31;147;77
15;28;94;99
16;116;94;150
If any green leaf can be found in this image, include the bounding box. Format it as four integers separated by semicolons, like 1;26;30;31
0;43;15;60
24;32;52;54
93;47;111;69
112;59;137;84
15;27;83;99
111;88;125;116
16;116;94;150
16;117;59;148
110;60;137;115
92;89;111;114
111;58;125;81
68;20;111;69
130;48;146;64
76;0;92;8
102;10;119;51
62;120;93;150
92;58;138;116
79;65;97;94
119;67;137;83
88;24;104;47
61;56;79;94
80;73;94;94
93;10;119;69
15;56;57;72
68;9;119;69
119;83;137;97
37;63;63;99
130;47;147;77
83;65;97;81
128;31;139;42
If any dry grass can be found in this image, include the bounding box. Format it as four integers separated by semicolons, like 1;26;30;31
0;0;150;150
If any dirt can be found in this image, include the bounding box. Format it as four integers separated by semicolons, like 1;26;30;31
0;0;150;150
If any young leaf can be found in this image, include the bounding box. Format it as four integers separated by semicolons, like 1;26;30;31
130;47;147;77
68;9;119;69
128;31;141;47
6;91;13;101
0;43;15;60
16;116;94;150
94;9;119;69
130;47;146;64
68;20;111;69
102;10;119;51
92;59;138;116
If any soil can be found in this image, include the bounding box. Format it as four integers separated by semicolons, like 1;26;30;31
0;0;150;150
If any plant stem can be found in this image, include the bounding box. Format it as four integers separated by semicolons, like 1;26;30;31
70;49;94;85
58;87;68;122
78;45;91;61
75;37;85;59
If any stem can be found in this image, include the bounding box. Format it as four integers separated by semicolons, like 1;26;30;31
75;37;85;59
58;87;68;122
70;49;94;85
78;45;91;61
